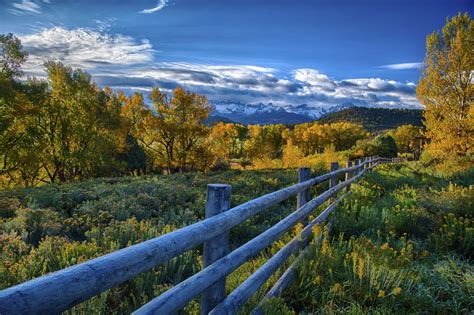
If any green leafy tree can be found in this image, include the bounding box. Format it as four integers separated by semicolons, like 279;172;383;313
0;33;26;79
391;125;422;154
0;34;39;186
372;135;398;158
33;61;122;182
355;134;398;158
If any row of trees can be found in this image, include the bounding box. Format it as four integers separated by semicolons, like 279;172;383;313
0;33;218;186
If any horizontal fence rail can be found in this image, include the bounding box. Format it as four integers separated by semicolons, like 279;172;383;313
209;194;347;314
0;157;402;314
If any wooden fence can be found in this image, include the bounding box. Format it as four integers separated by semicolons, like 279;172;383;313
0;156;402;314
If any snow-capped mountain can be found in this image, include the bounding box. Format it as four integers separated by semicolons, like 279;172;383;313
210;101;357;125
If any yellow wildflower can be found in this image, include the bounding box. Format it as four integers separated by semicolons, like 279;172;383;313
314;276;321;285
357;257;365;280
312;225;322;238
331;282;343;295
392;287;402;296
294;223;303;241
322;238;329;255
378;290;385;298
380;243;390;251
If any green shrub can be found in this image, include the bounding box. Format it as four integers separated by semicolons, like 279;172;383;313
430;214;473;258
0;197;19;218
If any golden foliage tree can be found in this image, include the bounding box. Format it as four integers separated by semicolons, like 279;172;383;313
293;122;367;155
416;13;473;170
390;125;422;154
282;139;304;168
37;61;123;182
147;87;211;172
245;124;288;160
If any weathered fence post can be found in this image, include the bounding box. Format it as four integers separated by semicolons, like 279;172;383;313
297;168;312;224
328;162;339;202
201;184;232;315
345;161;353;191
329;161;339;188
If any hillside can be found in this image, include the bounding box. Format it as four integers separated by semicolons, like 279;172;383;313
317;107;424;131
204;115;235;125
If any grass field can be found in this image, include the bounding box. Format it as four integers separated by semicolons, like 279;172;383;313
1;163;473;314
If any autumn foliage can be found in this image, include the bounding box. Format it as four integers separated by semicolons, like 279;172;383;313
417;13;473;173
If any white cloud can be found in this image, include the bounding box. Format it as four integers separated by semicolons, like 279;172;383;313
9;0;49;15
19;27;154;75
139;0;169;14
379;62;422;70
294;69;330;85
94;65;421;108
17;26;421;109
293;69;337;95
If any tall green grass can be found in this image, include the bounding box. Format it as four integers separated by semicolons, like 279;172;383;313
271;163;473;314
1;163;472;313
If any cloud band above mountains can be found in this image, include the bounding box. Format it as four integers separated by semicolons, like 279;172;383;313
18;26;422;109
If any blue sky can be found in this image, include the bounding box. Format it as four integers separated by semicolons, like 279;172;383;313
0;0;472;108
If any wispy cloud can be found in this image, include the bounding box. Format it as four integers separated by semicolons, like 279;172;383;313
139;0;169;14
379;62;422;70
9;0;49;15
19;27;154;75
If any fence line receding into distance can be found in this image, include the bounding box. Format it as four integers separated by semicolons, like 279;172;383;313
0;156;402;314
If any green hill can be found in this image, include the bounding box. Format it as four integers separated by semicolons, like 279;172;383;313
204;115;235;125
318;107;424;131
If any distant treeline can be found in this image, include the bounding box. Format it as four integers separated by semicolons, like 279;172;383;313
318;107;424;131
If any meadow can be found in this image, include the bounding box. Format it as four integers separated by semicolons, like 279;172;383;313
1;7;473;315
1;162;472;314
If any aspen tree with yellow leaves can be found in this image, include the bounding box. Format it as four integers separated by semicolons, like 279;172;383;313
417;13;473;172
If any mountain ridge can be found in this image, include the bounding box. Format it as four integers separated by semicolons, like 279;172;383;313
211;101;358;124
318;107;424;131
209;101;423;127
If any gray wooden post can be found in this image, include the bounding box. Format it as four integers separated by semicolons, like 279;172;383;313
329;162;339;196
329;162;339;187
297;168;312;225
201;184;232;315
345;161;353;191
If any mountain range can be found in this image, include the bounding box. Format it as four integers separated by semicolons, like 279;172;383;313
208;101;421;125
210;101;357;125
